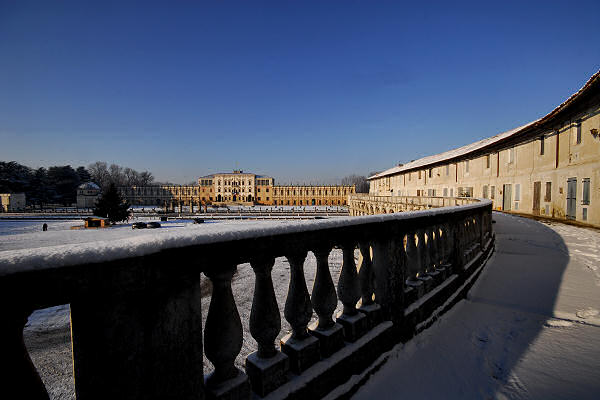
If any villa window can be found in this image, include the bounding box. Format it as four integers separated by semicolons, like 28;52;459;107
545;182;552;202
575;121;582;144
582;178;590;205
486;155;490;168
540;135;545;155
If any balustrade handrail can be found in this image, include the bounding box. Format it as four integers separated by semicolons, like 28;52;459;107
0;198;494;399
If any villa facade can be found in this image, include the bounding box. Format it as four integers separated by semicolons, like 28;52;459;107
367;69;600;226
119;170;355;208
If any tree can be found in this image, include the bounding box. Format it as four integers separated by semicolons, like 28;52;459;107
93;183;131;223
76;166;91;183
88;161;110;189
341;174;370;193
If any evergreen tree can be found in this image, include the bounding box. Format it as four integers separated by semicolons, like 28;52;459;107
93;183;130;223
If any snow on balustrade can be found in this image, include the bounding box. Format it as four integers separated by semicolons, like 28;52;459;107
0;199;494;400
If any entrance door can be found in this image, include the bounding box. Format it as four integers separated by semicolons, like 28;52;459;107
567;178;577;220
533;181;541;215
502;184;512;211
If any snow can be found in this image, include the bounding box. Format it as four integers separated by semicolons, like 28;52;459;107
351;212;600;399
0;201;490;276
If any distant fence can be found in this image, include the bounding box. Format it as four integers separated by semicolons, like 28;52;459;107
348;194;480;216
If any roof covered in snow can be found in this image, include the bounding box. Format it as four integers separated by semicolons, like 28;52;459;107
78;182;100;190
369;69;600;180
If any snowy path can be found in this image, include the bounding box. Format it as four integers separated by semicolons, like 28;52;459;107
352;212;600;399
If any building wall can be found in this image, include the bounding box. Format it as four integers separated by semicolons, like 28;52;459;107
119;171;355;208
0;193;26;212
272;185;355;206
369;102;600;226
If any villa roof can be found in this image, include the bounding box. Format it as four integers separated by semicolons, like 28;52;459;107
369;69;600;180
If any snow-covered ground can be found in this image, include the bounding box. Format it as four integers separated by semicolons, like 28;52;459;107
350;212;600;399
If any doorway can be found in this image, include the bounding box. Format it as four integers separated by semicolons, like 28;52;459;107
502;184;512;211
533;181;541;215
566;178;577;220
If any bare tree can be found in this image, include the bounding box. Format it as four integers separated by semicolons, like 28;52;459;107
88;161;110;189
341;174;369;193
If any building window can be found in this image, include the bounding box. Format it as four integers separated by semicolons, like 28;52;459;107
583;208;588;221
515;184;521;201
445;165;450;176
266;197;269;201
575;121;582;144
545;182;552;202
266;188;269;192
443;188;448;197
418;171;422;179
483;185;488;199
540;135;545;155
450;188;454;197
491;186;495;199
486;155;490;169
465;160;469;173
428;169;432;178
582;178;590;205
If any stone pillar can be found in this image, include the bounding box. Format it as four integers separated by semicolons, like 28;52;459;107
309;246;344;358
204;264;250;399
70;265;205;400
281;250;319;374
357;242;382;328
337;242;367;342
246;257;289;396
1;306;49;400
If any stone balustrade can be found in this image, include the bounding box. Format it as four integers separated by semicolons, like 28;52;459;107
348;193;480;216
0;199;494;400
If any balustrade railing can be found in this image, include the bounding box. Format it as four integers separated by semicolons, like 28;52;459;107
0;199;494;400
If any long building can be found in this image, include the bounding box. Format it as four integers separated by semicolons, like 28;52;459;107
367;69;600;226
119;170;355;209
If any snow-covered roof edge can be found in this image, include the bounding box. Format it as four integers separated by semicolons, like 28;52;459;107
369;69;600;180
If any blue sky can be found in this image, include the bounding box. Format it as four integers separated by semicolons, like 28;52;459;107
1;1;599;184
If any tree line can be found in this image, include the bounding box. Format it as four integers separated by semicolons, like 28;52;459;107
0;161;154;206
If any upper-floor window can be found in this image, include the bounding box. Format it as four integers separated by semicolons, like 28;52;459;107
418;171;422;179
515;184;521;201
486;155;490;169
509;147;515;164
575;121;582;144
445;165;449;176
540;135;545;155
465;160;469;173
428;169;432;178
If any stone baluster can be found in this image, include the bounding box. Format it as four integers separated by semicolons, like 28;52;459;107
338;242;360;317
204;264;249;394
357;242;375;307
309;246;344;358
337;242;367;342
405;232;420;284
1;306;49;400
416;229;433;291
249;257;280;358
246;256;289;396
281;250;319;374
311;246;337;330
283;250;312;340
427;226;441;284
358;242;383;328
